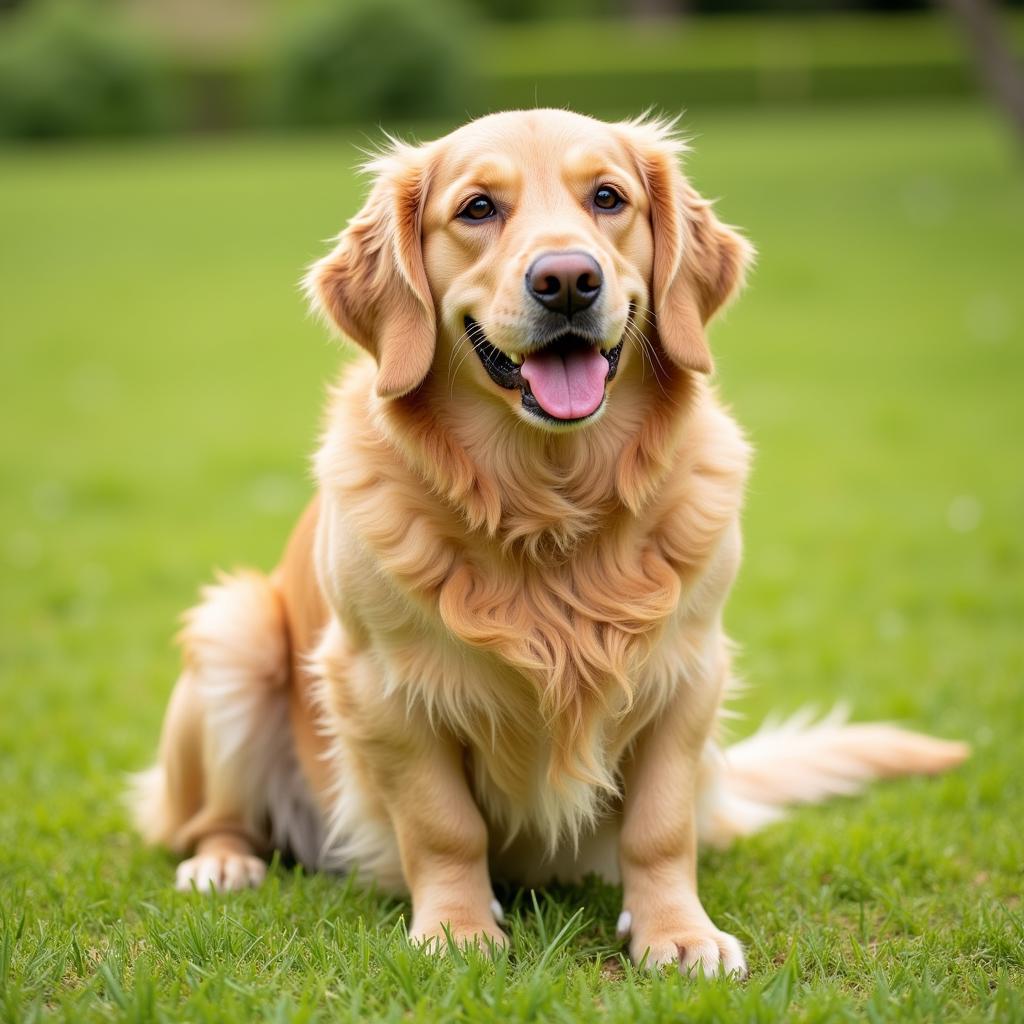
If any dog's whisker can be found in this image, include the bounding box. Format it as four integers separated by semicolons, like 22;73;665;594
447;328;475;398
632;306;658;329
627;325;658;392
627;321;679;407
448;318;504;395
621;320;646;384
623;320;666;397
446;317;502;395
626;320;671;390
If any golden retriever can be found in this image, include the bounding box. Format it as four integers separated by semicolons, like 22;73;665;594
132;109;967;977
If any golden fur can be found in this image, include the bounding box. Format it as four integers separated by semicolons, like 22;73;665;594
132;110;967;975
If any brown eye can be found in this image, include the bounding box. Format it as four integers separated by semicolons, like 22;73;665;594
594;185;624;211
459;195;496;221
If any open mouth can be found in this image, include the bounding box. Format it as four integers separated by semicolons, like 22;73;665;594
465;317;625;424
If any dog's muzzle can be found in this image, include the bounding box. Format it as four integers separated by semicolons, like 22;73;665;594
465;316;625;424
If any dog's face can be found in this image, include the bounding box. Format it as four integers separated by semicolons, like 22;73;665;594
308;110;752;431
419;112;653;428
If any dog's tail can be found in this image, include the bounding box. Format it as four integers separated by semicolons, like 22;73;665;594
699;707;970;848
128;569;290;851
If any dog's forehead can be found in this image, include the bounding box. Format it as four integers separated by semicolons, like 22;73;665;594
433;110;629;184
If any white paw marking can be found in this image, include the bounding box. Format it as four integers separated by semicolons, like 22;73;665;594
174;853;266;893
490;898;505;924
616;910;632;939
679;935;742;977
632;927;747;979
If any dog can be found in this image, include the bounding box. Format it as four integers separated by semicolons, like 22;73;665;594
132;109;968;977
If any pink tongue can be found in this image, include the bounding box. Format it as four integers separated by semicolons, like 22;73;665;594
520;346;609;420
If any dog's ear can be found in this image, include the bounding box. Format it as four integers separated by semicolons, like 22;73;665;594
622;120;753;375
305;143;435;399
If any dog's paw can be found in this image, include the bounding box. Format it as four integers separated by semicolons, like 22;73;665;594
175;852;266;893
409;908;507;955
619;910;746;978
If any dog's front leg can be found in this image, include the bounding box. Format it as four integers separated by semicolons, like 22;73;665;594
346;695;505;953
395;736;505;951
618;646;746;978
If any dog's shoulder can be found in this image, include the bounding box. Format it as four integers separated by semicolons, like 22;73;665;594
652;389;751;574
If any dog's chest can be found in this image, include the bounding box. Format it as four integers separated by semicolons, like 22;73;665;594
339;486;703;748
426;551;681;846
439;539;679;699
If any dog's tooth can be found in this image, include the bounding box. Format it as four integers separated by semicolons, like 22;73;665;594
509;352;523;365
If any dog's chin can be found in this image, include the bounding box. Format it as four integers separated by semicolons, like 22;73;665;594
464;316;625;431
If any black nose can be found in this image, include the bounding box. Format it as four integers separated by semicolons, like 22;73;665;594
526;251;603;317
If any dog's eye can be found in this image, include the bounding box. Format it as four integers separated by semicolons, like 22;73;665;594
458;195;497;221
593;185;625;212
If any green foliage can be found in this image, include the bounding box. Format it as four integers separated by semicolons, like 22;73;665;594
0;102;1022;1020
470;13;992;117
0;9;1022;139
267;0;475;127
0;0;172;139
463;0;617;22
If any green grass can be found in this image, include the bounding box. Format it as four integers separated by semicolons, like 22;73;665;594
475;13;1024;115
1;101;1022;1021
480;12;1024;76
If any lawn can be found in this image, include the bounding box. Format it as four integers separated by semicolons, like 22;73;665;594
1;101;1022;1021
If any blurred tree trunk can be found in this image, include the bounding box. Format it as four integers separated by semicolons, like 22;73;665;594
939;0;1024;138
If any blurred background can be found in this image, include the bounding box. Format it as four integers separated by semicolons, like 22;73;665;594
0;0;1022;137
1;0;1021;797
1;2;1021;783
1;2;1022;1017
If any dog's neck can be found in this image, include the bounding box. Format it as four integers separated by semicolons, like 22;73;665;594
379;357;698;561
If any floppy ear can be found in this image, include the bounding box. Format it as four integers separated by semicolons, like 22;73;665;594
624;120;753;375
305;144;435;399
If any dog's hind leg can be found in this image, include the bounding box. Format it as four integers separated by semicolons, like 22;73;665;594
130;570;290;891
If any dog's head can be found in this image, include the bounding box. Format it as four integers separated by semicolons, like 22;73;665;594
307;110;752;430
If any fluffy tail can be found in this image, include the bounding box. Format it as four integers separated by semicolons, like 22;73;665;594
128;569;290;851
700;707;970;848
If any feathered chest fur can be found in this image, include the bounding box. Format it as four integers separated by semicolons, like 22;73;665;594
315;361;750;848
